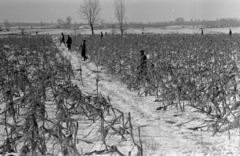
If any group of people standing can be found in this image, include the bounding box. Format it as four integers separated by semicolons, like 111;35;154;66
60;32;72;50
59;32;148;84
59;32;87;61
59;28;234;86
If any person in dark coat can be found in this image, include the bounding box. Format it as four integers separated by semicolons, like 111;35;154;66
60;32;65;46
229;29;232;36
66;35;72;50
201;29;203;35
138;50;147;80
101;32;103;38
81;40;88;61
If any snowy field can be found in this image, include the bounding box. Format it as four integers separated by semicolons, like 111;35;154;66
1;27;240;156
0;25;240;36
45;35;240;155
56;44;240;156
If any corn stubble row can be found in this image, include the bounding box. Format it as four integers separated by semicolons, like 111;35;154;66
0;35;135;156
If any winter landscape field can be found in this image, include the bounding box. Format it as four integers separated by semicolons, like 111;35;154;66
0;25;240;156
1;0;240;155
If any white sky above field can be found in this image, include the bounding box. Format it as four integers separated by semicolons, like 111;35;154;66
0;0;240;23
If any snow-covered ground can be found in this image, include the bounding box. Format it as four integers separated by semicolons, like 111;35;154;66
54;40;240;156
1;25;240;36
1;33;240;156
40;26;240;35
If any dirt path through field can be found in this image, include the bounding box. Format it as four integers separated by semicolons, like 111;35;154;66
53;37;240;156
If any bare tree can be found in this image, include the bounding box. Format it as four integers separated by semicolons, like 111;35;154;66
4;20;10;31
78;0;101;35
66;16;72;29
114;0;126;35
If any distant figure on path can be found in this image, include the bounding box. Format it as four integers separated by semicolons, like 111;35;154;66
60;32;65;46
81;40;88;61
66;35;72;50
201;29;203;35
138;50;147;81
101;32;103;38
229;29;232;36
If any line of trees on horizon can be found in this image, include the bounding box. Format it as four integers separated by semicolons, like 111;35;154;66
1;17;239;32
2;18;240;26
130;18;240;27
57;16;73;29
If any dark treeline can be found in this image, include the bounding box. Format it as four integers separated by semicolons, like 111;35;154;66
127;18;240;27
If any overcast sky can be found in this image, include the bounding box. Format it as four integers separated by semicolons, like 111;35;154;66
0;0;240;23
